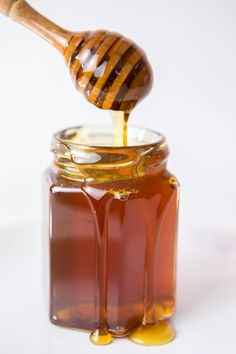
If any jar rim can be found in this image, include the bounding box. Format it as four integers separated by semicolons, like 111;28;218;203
53;124;166;150
52;125;169;182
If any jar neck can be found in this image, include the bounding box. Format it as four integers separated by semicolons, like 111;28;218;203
51;126;169;183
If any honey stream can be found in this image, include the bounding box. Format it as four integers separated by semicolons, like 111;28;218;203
111;111;129;147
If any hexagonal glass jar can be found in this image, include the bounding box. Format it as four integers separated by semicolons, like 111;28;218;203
43;125;179;337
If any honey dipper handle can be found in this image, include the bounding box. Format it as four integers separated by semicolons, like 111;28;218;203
0;0;73;53
0;0;16;15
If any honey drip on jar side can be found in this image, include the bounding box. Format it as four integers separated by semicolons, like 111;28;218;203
82;189;114;346
84;100;176;347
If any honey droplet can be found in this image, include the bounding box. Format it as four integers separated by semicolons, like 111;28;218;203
128;320;175;346
90;329;113;346
168;176;179;189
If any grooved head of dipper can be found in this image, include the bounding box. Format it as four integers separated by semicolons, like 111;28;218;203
65;30;153;112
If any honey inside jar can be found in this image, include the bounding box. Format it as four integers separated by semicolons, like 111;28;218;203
43;125;179;345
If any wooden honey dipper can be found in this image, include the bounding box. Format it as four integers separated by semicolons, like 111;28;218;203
0;0;153;112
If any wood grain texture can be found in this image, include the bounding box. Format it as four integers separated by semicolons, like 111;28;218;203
0;0;18;16
0;0;73;53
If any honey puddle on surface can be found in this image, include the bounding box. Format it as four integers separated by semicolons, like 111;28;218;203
128;321;176;346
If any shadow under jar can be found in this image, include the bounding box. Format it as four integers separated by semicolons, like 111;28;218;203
43;125;179;339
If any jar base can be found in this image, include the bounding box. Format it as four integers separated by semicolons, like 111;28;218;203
51;312;175;346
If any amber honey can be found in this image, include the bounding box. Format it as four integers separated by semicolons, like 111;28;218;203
43;125;179;345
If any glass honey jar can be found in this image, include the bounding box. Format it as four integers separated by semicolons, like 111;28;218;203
43;124;179;345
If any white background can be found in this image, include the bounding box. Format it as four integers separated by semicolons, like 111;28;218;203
0;0;236;353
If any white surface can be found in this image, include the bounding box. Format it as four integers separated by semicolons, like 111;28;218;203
0;0;236;353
